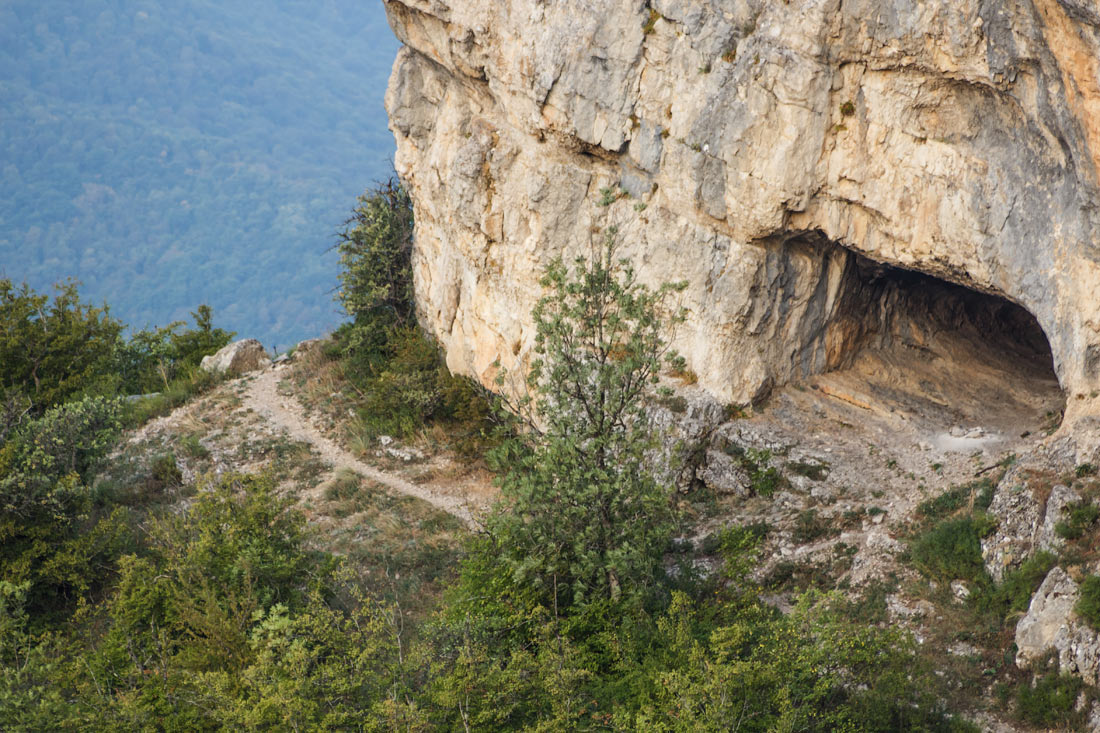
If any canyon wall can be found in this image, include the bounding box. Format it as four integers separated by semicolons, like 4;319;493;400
383;0;1100;412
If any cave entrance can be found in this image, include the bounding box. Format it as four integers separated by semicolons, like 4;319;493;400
789;234;1064;440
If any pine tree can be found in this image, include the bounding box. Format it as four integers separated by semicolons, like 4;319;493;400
488;228;687;611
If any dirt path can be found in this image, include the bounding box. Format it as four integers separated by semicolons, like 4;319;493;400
241;366;480;527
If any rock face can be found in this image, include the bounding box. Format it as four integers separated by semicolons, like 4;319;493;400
200;339;271;375
982;436;1078;580
383;0;1100;415
1016;566;1100;684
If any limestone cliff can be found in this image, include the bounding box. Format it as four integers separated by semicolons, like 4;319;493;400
383;0;1100;416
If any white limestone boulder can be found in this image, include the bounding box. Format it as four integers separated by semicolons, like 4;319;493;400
200;339;271;375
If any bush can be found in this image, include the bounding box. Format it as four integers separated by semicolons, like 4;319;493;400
482;230;685;611
180;434;209;459
125;367;223;426
0;279;122;411
1076;575;1100;630
0;278;231;411
917;478;995;522
1015;669;1084;728
973;551;1056;621
625;589;974;732
1;395;124;519
149;454;182;488
793;509;835;543
332;182;496;453
335;178;414;329
45;474;380;729
786;460;829;481
743;447;784;497
115;304;233;393
1055;500;1100;540
0;396;129;621
910;516;997;584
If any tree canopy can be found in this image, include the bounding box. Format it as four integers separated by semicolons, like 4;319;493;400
486;230;687;611
0;203;978;732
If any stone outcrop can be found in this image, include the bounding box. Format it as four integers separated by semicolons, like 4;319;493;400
982;435;1078;579
200;339;271;375
383;0;1100;417
1016;566;1100;684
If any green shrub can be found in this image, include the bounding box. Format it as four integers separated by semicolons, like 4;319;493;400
622;590;973;732
917;487;967;518
116;305;233;393
180;434;209;459
975;479;996;511
125;368;222;426
1076;575;1100;630
332;181;496;453
786;460;829;481
700;522;770;555
150;454;182;487
0;279;231;408
0;396;129;621
353;326;449;436
917;478;995;521
0;279;122;412
341;324;495;453
998;552;1056;614
1;395;125;518
1015;670;1084;728
910;516;996;584
842;508;866;526
1076;463;1097;478
793;509;835;543
479;231;685;611
1055;501;1100;540
335;178;414;329
973;551;1056;621
324;470;365;518
712;442;792;493
743;447;784;497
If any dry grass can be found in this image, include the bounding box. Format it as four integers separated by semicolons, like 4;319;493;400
111;344;482;617
1024;468;1058;515
310;468;468;612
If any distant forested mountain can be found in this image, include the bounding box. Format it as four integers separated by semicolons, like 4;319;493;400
0;0;399;348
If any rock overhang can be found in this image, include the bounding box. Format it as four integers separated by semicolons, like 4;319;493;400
382;0;1100;425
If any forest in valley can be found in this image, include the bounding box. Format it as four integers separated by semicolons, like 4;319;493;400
0;0;399;348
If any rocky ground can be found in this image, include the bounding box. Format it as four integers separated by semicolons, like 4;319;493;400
102;345;493;612
119;349;492;526
649;334;1100;729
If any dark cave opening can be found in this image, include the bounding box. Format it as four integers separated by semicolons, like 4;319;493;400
783;233;1064;430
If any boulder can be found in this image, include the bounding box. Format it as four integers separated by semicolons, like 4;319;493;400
697;449;751;497
292;337;328;360
200;339;271;375
1016;567;1100;684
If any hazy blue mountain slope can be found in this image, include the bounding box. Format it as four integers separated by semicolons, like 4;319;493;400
0;0;399;348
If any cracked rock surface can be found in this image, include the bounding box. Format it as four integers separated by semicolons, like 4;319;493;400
383;0;1100;420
